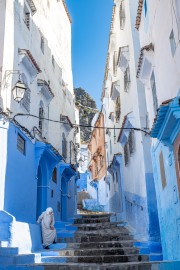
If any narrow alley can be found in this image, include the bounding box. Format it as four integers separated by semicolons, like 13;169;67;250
0;0;180;269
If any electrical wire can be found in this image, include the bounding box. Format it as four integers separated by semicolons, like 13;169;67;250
12;113;150;135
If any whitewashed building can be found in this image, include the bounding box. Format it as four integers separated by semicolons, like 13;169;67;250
101;0;160;244
136;0;180;260
0;0;78;254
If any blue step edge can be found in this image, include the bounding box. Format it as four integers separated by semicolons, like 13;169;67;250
149;253;163;261
134;241;162;253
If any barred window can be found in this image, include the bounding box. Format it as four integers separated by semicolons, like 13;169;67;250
24;5;30;29
128;129;135;155
41;36;45;54
124;142;130;166
113;51;118;76
115;96;121;122
62;132;67;159
22;87;30;112
39;106;44;133
21;74;30;112
150;71;158;114
124;65;130;92
100;155;103;168
119;0;126;30
17;133;26;155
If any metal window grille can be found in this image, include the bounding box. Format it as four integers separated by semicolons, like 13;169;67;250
113;51;118;76
115;96;121;122
25;12;30;29
22;87;30;112
124;142;130;166
60;114;68;123
120;0;126;30
128;129;135;155
52;55;55;67
39;107;44;133
150;71;158;114
41;36;45;54
100;155;103;168
62;133;67;159
169;29;176;56
124;66;130;92
17;133;26;155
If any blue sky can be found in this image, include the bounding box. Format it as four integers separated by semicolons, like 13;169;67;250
66;0;114;109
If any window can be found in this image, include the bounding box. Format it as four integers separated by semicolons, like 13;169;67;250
159;151;167;189
52;55;55;68
119;0;126;30
62;132;67;159
124;65;130;92
21;73;30;112
95;162;98;176
124;142;130;166
24;4;30;29
113;51;118;76
169;29;176;56
115;96;121;122
52;168;57;184
128;129;135;155
100;155;103;168
39;104;44;133
144;0;147;17
150;71;158;114
116;172;118;183
51;189;54;197
17;133;26;155
41;36;45;54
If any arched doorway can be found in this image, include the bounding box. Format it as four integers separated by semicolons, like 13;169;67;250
36;165;44;219
61;176;68;221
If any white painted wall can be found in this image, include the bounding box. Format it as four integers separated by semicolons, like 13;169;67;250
102;0;148;199
0;0;75;162
138;0;180;128
0;121;8;210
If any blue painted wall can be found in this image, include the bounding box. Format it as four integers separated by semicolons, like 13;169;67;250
4;123;37;223
76;172;87;192
152;143;180;260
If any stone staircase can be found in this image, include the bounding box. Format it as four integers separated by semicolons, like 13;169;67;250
0;213;166;269
39;213;163;269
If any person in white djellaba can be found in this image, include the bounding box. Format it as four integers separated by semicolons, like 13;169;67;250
37;207;57;249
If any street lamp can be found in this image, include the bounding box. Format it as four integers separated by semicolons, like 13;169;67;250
78;156;84;167
12;80;27;103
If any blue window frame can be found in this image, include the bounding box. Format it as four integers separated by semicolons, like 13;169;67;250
144;0;147;17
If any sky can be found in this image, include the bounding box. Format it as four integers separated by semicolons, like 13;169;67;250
66;0;114;109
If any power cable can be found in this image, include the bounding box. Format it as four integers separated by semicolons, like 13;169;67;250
12;113;150;135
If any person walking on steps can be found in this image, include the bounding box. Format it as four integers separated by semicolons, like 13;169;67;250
37;207;57;249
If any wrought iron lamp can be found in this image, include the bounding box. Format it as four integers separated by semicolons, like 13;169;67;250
12;79;27;102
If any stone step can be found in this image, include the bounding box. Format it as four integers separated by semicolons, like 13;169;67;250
0;254;35;265
40;262;156;270
57;234;134;243
78;213;114;218
46;247;140;256
55;240;135;249
0;266;44;270
75;222;128;231
73;217;111;224
0;247;19;255
74;229;132;236
41;254;149;263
